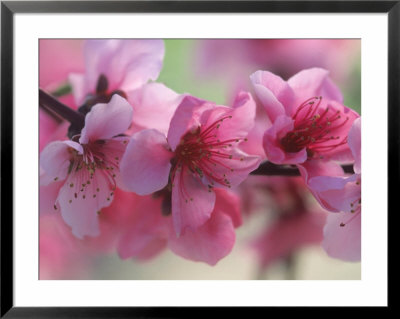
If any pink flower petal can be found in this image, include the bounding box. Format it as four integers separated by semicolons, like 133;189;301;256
210;91;257;142
57;167;113;239
79;94;133;144
308;174;360;213
252;211;326;269
250;70;293;121
120;129;173;195
287;68;343;109
171;166;216;236
40;180;64;214
72;40;164;105
40;141;82;185
168;206;235;265
116;194;169;260
348;118;361;174
214;189;242;228
298;160;347;212
128;82;183;135
322;211;361;261
167;95;210;151
208;148;261;189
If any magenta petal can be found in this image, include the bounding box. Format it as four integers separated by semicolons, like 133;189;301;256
250;70;294;121
168;207;235;265
79;94;133;144
120;129;172;195
288;68;343;107
322;211;361;262
40;141;82;185
128;83;183;135
171;166;216;236
167;95;210;151
348;118;361;174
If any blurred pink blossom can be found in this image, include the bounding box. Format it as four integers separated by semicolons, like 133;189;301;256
242;176;327;271
69;39;165;107
195;39;360;89
116;188;242;265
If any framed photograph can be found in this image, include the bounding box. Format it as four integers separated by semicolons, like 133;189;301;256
1;0;394;316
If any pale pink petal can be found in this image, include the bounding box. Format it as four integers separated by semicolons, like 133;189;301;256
263;115;307;164
83;40;164;95
171;166;216;236
287;68;343;108
128;82;183;135
312;101;360;162
79;94;133;144
207;148;261;189
322;211;361;261
308;175;360;213
211;91;256;142
168;207;235;265
348;118;361;174
239;114;269;159
40;141;82;185
57;168;113;238
298;160;347;212
167;95;210;151
39;180;64;214
298;159;345;182
120;129;172;195
250;70;293;121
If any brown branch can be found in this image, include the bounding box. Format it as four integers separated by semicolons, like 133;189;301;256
39;88;85;129
251;161;354;176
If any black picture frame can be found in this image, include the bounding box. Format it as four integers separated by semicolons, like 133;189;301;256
1;1;395;317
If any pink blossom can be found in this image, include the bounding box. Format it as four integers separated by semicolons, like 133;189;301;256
40;95;133;238
299;118;361;261
120;91;260;236
252;210;326;271
241;176;327;270
69;40;164;107
250;68;359;165
195;39;360;90
117;188;242;265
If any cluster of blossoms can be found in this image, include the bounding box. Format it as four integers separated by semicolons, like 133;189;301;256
39;40;361;277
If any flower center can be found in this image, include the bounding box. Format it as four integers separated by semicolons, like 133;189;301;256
280;97;349;158
170;115;247;190
54;138;128;209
